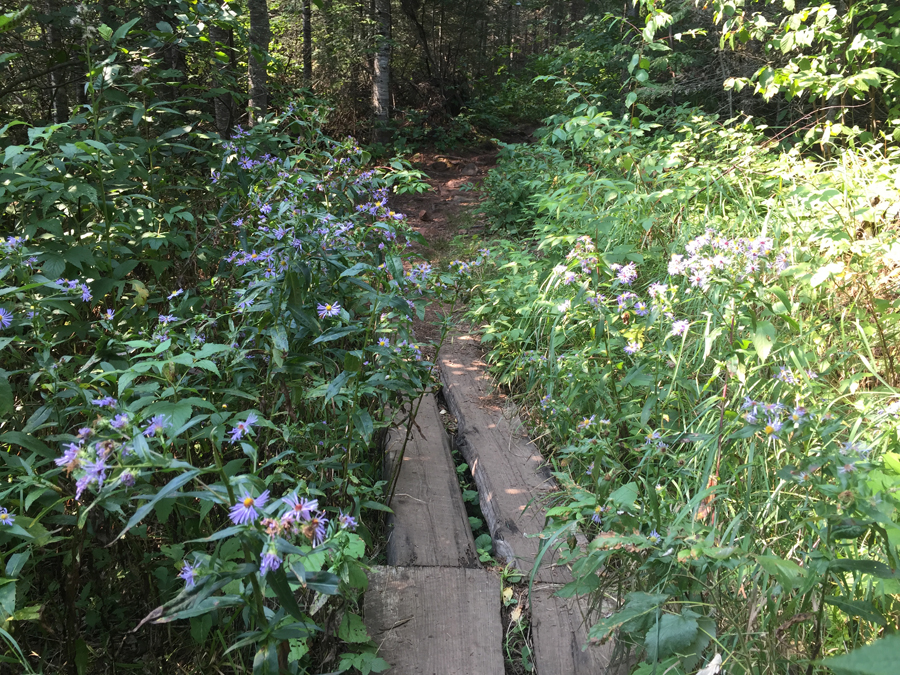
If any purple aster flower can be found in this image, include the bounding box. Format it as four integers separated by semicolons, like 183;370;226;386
110;413;129;429
178;560;200;588
304;512;328;545
159;315;177;325
616;262;638;285
80;284;92;302
282;493;317;521
338;512;358;530
591;506;604;524
634;301;648;316
763;418;782;439
55;442;82;471
75;457;108;499
671;320;690;336
0;507;14;526
234;218;245;228
624;341;640;355
317;302;341;319
142;414;169;437
260;203;272;214
228;412;259;443
259;544;282;575
90;396;117;408
119;471;135;487
229;489;270;525
0;308;12;329
167;289;184;300
104;309;114;320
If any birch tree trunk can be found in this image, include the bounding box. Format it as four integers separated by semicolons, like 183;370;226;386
372;0;391;142
247;0;271;125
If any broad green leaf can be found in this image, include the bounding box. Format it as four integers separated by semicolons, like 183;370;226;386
644;611;699;663
757;554;804;589
752;321;777;363
823;635;900;675
824;597;886;626
588;592;668;640
113;469;201;543
338;612;369;643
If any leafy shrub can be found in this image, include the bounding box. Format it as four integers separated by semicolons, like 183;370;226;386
471;103;900;672
0;19;473;673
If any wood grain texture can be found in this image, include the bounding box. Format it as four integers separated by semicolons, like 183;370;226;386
438;335;570;583
364;566;504;675
384;394;479;568
530;584;628;675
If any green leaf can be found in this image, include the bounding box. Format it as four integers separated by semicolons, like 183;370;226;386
338;612;369;643
824;597;886;626
588;592;668;640
0;431;55;459
752;321;777;363
644;612;699;662
266;566;305;621
324;371;350;403
304;570;340;595
829;558;897;579
0;377;12;417
608;482;638;510
822;635;900;675
113;470;201;543
312;325;361;345
111;17;141;47
757;554;804;589
352;409;374;444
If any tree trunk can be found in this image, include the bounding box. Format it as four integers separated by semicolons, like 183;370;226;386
372;0;391;143
46;0;69;123
302;0;313;87
210;13;235;138
247;0;271;125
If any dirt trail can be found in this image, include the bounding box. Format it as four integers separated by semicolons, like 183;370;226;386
393;149;496;252
389;147;498;357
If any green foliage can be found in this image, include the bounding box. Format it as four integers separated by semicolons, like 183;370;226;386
472;99;900;672
0;14;485;673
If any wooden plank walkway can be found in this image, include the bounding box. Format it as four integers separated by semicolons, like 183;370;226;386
437;335;569;583
438;333;624;675
365;566;504;675
383;394;479;568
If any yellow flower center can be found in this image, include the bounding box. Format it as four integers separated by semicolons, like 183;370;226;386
765;425;775;435
243;497;254;508
0;513;7;521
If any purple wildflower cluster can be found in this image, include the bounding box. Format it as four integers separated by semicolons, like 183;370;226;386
213;489;357;582
55;278;92;303
667;229;790;289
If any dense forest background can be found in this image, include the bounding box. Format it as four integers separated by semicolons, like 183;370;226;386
1;0;899;673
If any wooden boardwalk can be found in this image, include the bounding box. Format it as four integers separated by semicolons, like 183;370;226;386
364;336;624;675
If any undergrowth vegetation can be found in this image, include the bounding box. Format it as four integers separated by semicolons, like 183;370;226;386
0;18;477;673
471;98;900;673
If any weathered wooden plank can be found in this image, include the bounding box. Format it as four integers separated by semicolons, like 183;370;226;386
364;566;504;675
530;585;628;675
384;394;479;568
438;335;570;583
